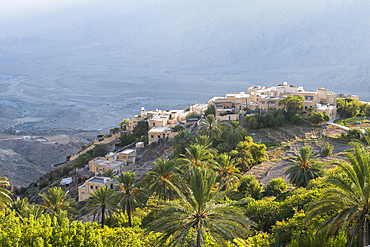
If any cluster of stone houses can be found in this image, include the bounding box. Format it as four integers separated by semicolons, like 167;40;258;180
78;82;342;201
78;148;139;201
208;82;338;120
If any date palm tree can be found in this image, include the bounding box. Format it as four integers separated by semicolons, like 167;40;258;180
227;121;243;149
86;186;119;228
306;145;370;247
145;158;180;201
40;187;70;213
147;167;255;246
199;114;221;140
215;154;241;190
0;177;11;211
177;144;215;178
284;146;324;187
10;197;45;221
115;171;147;227
172;130;195;155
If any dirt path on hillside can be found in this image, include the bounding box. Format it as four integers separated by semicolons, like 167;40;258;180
260;142;307;185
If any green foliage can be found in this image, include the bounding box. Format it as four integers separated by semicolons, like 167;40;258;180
232;136;267;173
238;175;263;200
216;142;233;154
199;114;221;139
172;130;195;156
147;167;255;246
245;199;281;232
272;210;305;245
292;113;303;124
235;232;275;246
285;146;324;188
279;95;304;113
40;187;71;213
337;97;370;118
172;125;185;132
86;187;120;228
322;142;334;156
115;171;148;227
145;158;180;201
185;113;197;121
290;227;348;247
119;132;136;146
264;178;288;197
89;144;108;158
0;211;159;246
306;145;370;247
204;104;215;116
133;120;148;138
74;153;91;168
105;211;143;228
308;110;330;124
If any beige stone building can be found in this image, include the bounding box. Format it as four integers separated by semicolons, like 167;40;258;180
148;127;178;144
208;82;338;120
78;176;116;201
89;149;137;176
126;107;189;132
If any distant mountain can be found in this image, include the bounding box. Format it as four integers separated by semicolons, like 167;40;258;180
0;0;369;130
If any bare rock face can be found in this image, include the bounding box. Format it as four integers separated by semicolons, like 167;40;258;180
0;130;98;187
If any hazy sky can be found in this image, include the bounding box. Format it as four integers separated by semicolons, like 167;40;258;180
1;0;97;19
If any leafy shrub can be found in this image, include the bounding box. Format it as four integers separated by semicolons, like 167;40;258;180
39;181;49;190
245;199;281;232
264;178;288;197
322;142;334;156
238;175;263;200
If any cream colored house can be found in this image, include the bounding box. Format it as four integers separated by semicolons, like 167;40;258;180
127;107;189;131
78;176;115;201
189;104;208;115
89;149;137;176
148;127;178;144
208;82;338;120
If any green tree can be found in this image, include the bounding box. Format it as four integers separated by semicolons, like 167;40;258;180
147;167;255;246
115;171;147;227
177;144;214;175
279;95;304;113
306;145;370;247
185;113;197;121
308;110;329;124
172;130;195;155
145;158;180;201
119;132;136;146
86;186;119;228
133;120;148;138
215;154;241;190
264;178;288;197
232;136;267;173
204;104;215;116
227;121;243;149
10;197;44;221
40;187;71;213
322;142;334;156
284;146;324;187
292;113;302;125
199;114;221;139
238;175;263;200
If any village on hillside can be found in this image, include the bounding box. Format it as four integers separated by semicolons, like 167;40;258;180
23;82;366;202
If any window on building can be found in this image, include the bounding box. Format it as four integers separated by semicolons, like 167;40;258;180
96;167;98;172
110;184;113;189
262;102;265;104
158;135;160;139
151;135;154;138
90;186;93;189
153;123;155;126
163;134;165;138
269;101;276;104
103;168;105;172
305;106;308;109
95;186;98;190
